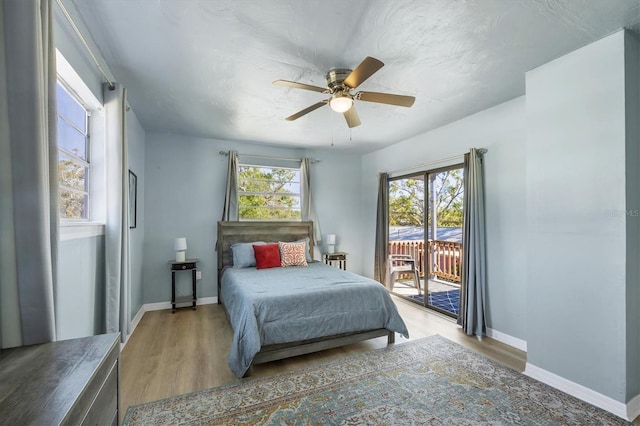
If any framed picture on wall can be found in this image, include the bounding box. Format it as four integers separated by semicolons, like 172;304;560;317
129;170;137;229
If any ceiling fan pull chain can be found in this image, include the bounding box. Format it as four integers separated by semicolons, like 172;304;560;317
330;105;335;147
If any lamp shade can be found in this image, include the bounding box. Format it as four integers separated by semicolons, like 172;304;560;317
329;95;353;113
174;237;187;251
326;234;336;245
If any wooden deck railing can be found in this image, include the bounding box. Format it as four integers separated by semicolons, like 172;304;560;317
388;240;462;283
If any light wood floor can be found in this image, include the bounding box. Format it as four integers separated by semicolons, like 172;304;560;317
120;296;527;420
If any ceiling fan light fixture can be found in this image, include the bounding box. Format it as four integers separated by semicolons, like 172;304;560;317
329;94;353;113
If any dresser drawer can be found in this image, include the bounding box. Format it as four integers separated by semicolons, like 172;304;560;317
64;337;120;425
81;360;118;426
171;262;196;270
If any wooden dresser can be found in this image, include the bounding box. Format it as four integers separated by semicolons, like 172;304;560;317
0;333;120;425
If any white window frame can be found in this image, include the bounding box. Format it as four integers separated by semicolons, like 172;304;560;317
237;163;302;221
56;50;106;240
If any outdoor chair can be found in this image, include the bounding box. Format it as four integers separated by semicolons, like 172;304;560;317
388;254;422;295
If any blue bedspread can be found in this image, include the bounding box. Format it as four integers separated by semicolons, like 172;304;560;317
221;262;409;377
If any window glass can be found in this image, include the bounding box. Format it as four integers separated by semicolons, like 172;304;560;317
57;152;87;191
238;165;301;220
56;83;86;131
56;81;89;220
57;116;87;160
59;189;88;219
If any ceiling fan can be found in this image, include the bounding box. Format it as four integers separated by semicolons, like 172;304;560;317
273;56;415;128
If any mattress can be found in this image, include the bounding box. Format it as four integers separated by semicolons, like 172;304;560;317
221;261;409;377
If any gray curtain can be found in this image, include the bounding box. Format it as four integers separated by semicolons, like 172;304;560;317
458;149;487;337
301;158;322;244
104;83;130;342
0;0;58;348
221;150;238;221
374;173;389;284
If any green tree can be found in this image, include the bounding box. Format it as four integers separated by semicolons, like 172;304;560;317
389;169;464;228
389;178;424;226
431;170;463;227
58;157;86;219
238;166;301;220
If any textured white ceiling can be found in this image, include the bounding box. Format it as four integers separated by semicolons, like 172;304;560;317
71;0;640;154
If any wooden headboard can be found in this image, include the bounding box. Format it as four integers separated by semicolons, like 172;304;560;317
216;221;314;301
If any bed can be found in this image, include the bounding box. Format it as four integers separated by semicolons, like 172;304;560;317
217;221;409;377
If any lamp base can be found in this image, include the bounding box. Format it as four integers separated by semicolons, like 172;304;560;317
327;245;335;254
176;251;186;262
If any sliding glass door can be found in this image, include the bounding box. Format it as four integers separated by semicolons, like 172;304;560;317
388;174;425;302
388;165;464;318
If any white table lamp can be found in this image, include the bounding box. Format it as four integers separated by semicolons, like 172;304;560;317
174;237;187;262
326;234;336;254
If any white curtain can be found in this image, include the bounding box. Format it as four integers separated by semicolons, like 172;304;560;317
221;150;238;221
458;148;487;337
301;158;321;244
104;83;130;342
0;0;58;347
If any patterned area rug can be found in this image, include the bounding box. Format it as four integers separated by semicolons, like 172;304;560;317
123;335;629;425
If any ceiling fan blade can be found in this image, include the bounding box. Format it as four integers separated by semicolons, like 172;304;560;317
343;57;384;89
343;105;361;128
285;100;328;121
273;79;327;93
356;91;415;107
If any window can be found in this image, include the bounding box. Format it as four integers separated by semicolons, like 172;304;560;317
57;81;90;219
55;49;106;235
237;165;301;220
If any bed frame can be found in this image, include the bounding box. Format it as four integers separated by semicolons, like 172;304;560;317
216;221;395;373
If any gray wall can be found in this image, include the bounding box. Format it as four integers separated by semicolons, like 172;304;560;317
624;31;640;403
142;133;363;303
57;236;105;340
360;97;528;342
525;29;633;403
127;109;146;319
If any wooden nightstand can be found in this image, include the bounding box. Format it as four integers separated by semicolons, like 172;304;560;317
324;252;348;270
168;259;199;312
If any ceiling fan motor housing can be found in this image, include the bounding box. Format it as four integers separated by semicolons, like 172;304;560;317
326;69;353;92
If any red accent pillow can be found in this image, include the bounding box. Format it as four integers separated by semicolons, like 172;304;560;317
253;243;281;269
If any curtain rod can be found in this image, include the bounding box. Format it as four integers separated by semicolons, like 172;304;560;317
219;151;319;163
56;0;115;90
387;148;487;176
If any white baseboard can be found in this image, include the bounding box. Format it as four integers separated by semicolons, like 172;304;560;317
122;297;218;348
142;301;172;312
524;362;634;421
486;327;527;352
130;306;145;331
197;296;218;305
143;296;218;312
626;393;640;421
121;305;145;349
